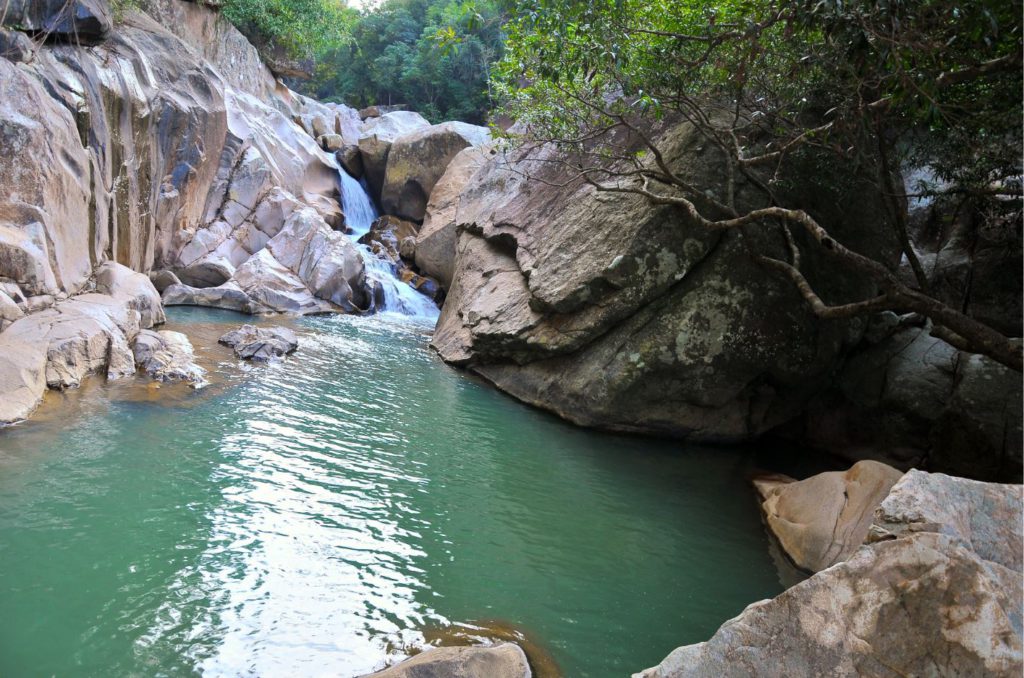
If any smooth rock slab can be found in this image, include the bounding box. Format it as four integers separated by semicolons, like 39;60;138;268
754;460;904;572
365;644;532;678
218;325;298;362
133;330;207;387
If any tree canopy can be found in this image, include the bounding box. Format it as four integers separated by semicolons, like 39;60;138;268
299;0;506;123
220;0;351;61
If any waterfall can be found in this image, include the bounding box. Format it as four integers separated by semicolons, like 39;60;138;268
338;170;440;320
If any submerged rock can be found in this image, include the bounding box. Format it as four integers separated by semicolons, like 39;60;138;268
365;644;532;678
637;469;1024;678
754;460;904;573
219;325;298;362
133;330;207;386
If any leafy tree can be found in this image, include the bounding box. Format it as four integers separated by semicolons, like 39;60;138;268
301;0;505;123
494;0;1023;370
221;0;351;61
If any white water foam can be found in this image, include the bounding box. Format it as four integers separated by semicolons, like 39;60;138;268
338;170;439;321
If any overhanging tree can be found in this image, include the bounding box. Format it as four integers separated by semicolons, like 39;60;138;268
494;0;1023;370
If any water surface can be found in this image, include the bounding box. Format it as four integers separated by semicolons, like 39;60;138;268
0;307;794;677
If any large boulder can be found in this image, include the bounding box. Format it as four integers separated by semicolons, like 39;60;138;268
94;261;166;328
797;323;1023;481
433;119;899;441
636;470;1023;678
754;461;904;573
357;111;431;201
416;146;490;288
380;122;491;222
365;644;531;678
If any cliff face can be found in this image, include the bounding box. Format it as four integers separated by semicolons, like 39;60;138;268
0;0;372;423
0;0;356;298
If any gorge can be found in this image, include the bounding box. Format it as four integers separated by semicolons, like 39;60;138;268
0;0;1021;676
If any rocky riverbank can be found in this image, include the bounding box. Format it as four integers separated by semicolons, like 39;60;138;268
0;0;484;424
638;467;1023;677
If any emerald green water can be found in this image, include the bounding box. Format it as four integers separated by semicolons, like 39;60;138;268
0;307;791;677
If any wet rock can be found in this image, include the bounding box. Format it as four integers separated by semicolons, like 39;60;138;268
399;236;416;261
219;324;298;361
357;111;431;200
636;471;1024;678
358;215;420;263
380;122;491;222
416;145;489;288
754;460;904;573
338;145;364;178
399;269;443;303
133;329;207;386
366;644;531;678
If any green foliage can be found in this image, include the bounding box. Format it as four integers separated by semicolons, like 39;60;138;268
495;0;1023;195
299;0;505;123
221;0;351;61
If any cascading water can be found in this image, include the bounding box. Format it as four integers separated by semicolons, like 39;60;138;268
338;170;440;321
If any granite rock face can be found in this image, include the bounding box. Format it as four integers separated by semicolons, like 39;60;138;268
415;145;490;288
380;121;491;222
0;0;378;425
636;470;1023;678
365;644;532;678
